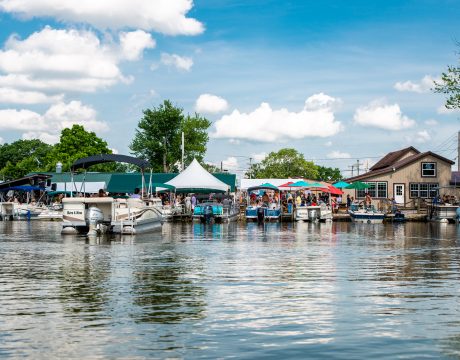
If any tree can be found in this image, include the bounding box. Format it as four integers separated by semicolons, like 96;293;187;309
316;166;342;182
0;139;52;179
45;125;114;172
247;148;319;179
130;100;211;172
434;44;460;109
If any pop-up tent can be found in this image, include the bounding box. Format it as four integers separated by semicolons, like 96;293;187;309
165;159;229;193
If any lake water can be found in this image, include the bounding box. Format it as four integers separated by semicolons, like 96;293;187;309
0;221;460;359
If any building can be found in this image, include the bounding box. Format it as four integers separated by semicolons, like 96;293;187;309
344;146;455;206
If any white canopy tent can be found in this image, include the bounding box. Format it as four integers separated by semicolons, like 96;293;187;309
165;159;229;193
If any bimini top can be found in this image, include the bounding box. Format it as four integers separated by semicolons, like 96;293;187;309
247;183;279;192
71;154;150;171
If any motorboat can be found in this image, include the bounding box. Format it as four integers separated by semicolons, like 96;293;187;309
428;203;460;223
296;203;332;222
193;200;239;223
61;154;163;235
348;204;385;224
245;183;281;222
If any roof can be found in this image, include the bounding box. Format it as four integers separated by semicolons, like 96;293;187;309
370;146;420;171
165;159;230;193
346;151;455;182
0;173;51;190
71;154;150;171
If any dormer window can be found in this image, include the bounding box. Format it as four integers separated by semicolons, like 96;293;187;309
421;162;436;177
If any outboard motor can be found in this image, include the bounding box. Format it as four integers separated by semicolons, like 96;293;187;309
257;206;265;224
204;205;214;224
308;209;317;222
456;207;460;224
86;206;105;235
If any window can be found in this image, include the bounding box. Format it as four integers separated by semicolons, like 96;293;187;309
357;182;387;198
409;183;438;198
421;162;436;177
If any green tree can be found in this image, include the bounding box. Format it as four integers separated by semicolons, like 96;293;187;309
130;100;211;172
434;45;460;109
46;125;113;172
247;148;319;179
0;139;52;179
316;166;342;182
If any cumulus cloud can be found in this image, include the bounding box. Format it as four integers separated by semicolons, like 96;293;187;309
327;151;351;159
304;92;342;111
222;156;239;171
0;87;63;104
212;94;342;142
353;101;416;130
0;27;153;93
405;130;431;144
252;152;267;162
195;94;229;113
0;0;204;35
160;53;193;71
119;30;155;61
0;101;108;144
394;75;439;93
437;105;460;114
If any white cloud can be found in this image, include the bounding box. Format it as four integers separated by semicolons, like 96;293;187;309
304;92;342;111
0;101;108;144
394;75;439;93
160;53;193;71
353;101;416;130
222;156;238;171
212;94;342;142
228;139;240;145
0;87;63;104
327;151;351;159
252;152;267;162
437;105;460;114
0;27;152;93
324;141;332;147
405;130;431;144
424;119;438;126
195;94;229;113
119;30;155;61
0;0;204;35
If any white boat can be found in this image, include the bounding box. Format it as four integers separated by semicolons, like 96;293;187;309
296;203;332;222
348;204;385;224
245;183;281;222
60;154;163;236
428;203;460;223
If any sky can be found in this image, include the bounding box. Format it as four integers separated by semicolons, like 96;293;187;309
0;0;459;178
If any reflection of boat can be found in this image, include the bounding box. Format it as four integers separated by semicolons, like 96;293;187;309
348;204;384;224
193;201;239;223
61;154;162;235
295;203;332;222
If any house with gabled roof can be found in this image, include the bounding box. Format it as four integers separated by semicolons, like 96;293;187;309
344;146;455;206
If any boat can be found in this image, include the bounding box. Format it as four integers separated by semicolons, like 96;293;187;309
295;203;332;222
245;183;281;222
193;199;239;223
348;204;385;223
428;203;460;223
61;154;162;235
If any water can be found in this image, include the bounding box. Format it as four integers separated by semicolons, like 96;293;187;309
1;221;460;359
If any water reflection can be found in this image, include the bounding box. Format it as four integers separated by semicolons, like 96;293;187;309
1;221;460;358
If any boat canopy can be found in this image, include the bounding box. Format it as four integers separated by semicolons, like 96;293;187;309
71;154;150;171
165;159;229;193
247;183;279;192
0;185;44;192
0;174;51;191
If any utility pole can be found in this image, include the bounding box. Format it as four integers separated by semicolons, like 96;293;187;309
163;136;167;172
181;131;184;172
248;157;253;179
348;164;355;177
458;131;460;172
356;159;360;176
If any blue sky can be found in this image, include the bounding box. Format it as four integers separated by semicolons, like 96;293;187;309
0;0;458;177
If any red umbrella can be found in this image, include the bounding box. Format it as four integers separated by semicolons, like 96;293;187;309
327;184;343;195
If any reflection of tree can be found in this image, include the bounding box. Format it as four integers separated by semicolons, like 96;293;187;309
131;253;206;324
59;244;110;317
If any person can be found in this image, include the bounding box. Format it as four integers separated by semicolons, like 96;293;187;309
390;197;397;213
346;194;351;209
337;195;342;205
98;189;106;197
185;194;191;213
331;197;338;213
365;193;372;208
311;196;317;206
296;193;301;207
130;187;141;198
191;194;197;211
287;192;293;213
